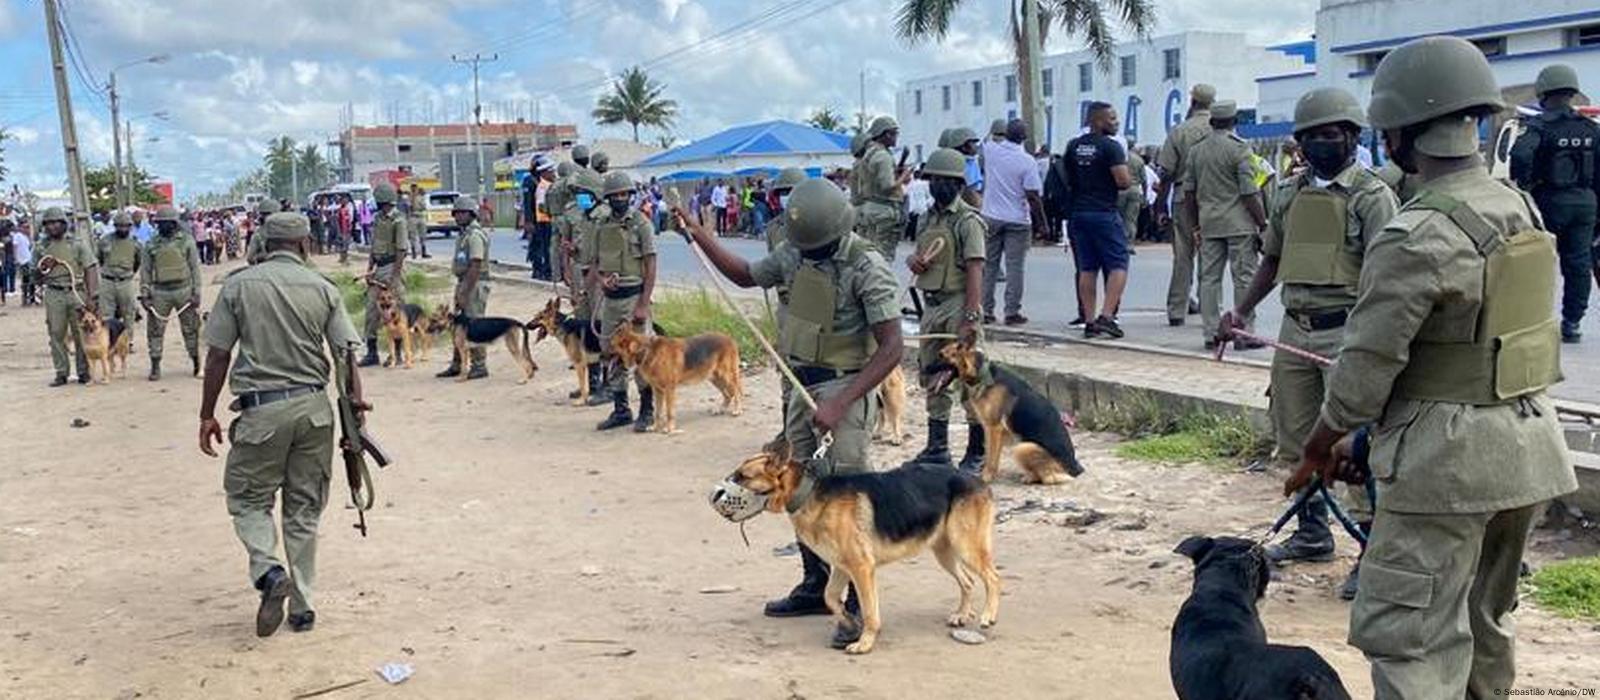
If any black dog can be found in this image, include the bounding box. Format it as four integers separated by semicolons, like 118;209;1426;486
448;313;538;383
1171;536;1351;700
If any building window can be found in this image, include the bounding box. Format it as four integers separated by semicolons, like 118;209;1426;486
915;145;923;163
1359;51;1388;72
1120;55;1137;87
1567;23;1600;46
398;144;412;153
1471;36;1506;57
1005;74;1017;103
1163;48;1181;80
914;89;922;115
1042;68;1054;97
1078;63;1092;92
972;80;983;106
941;85;951;111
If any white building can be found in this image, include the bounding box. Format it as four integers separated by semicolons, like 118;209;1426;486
894;31;1306;160
1257;0;1600;126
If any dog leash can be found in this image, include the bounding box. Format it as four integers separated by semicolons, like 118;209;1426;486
1214;329;1334;367
142;300;196;322
35;255;88;307
1260;477;1369;547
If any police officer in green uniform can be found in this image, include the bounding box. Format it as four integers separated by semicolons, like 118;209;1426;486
587;171;659;432
1156;84;1216;326
198;211;366;638
357;184;408;367
246;199;281;265
406;184;430;259
1182;100;1266;349
98;211;142;323
938;126;985;208
590;150;610;175
1510;63;1600;344
1219;87;1399;599
438;196;492;380
855;116;911;263
546;161;574;286
764;167;808;429
1291;37;1577;697
903;148;988;472
676;179;904;648
140;205;203;380
35;207;98;386
559;168;608;403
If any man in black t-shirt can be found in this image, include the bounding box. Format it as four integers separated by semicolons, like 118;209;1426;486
1063;102;1135;338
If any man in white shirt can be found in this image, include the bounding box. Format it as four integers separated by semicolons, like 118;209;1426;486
979;118;1048;325
710;181;729;235
10;221;36;305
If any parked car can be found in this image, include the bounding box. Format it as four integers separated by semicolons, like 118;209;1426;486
425;191;461;237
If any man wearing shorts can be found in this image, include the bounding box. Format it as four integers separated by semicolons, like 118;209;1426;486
1062;102;1135;338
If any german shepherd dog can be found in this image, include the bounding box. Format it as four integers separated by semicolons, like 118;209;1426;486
713;440;1002;654
450;312;539;384
610;323;743;433
79;309;128;383
529;298;602;405
927;340;1084;484
1171;536;1351;700
372;284;427;369
872;365;907;446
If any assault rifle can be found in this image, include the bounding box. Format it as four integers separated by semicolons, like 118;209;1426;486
336;349;390;536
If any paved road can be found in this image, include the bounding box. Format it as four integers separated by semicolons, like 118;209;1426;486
460;227;1600;405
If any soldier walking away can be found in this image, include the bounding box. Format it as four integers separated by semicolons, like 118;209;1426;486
245;199;282;265
904;148;987;472
674;179;904;650
1219;87;1399;600
437;196;492;380
587;172;659;432
1291;36;1577;698
35;207;98;386
358;184;409;367
98;211;142;324
1510;63;1599;344
855;116;912;263
198;211;366;638
1156;84;1216;326
140;205;203;380
1182;101;1266;350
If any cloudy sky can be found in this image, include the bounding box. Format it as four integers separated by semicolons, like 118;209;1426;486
0;0;1315;198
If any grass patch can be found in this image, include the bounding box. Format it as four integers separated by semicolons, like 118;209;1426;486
652;286;777;369
1078;389;1173;436
1110;410;1271;467
1527;557;1600;620
329;268;450;327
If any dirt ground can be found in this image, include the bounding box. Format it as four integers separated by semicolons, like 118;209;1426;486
2;256;1598;700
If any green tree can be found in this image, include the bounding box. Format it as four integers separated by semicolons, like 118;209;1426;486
806;107;847;133
296;144;330;193
896;0;1155;146
592;66;679;143
655;133;677;149
84;163;161;212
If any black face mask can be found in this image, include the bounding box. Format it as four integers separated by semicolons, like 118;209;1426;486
800;239;840;261
114;227;131;238
930;179;963;208
608;198;629;216
158;222;179;237
1301;138;1352;178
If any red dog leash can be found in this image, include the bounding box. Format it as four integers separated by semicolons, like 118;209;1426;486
1214;329;1333;367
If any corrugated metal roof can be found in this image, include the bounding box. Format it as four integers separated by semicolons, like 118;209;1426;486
639;120;850;167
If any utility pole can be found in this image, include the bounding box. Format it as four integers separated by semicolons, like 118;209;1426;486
42;0;90;228
858;67;866;133
109;73;125;208
1020;0;1047;153
452;52;498;198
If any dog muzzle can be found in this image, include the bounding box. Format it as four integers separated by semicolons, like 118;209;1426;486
708;479;768;522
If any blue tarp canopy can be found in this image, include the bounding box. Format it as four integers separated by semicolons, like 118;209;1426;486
639;120;851;169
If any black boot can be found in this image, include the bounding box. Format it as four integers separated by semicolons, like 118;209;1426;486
254;566;291;638
957;424;987;475
596;386;634;430
1265;494;1336;564
465;349;488;380
1339;522;1371;601
585;362;614;406
764;544;831;617
357;339;380;367
49;374;69;387
633;385;656;432
829;586;864;649
903;419;952;468
148;358;162;382
436;350;462;378
571;364;604;400
190;352;201;377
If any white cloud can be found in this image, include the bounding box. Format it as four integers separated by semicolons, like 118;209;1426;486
291;61;321;87
10;127;40;145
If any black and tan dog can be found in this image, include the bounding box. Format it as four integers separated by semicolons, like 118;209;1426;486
450;312;539;384
712;440;1002;654
1171;536;1351;700
372;284;427;369
611;323;743;433
928;340;1084;484
872;365;907;446
529;298;602;405
79;309;129;384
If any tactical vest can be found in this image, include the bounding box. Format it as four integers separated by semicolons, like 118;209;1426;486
40;237;81;285
371;212;399;256
151;238;190;284
452;225;485;276
594;213;642;279
859;145;904;206
914;208;976;294
1277;185;1360;288
779;236;877;370
1393;191;1562;405
1534;114;1597;190
103;237;138;273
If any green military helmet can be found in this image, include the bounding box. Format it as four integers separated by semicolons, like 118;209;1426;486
1368;36;1504;132
784;179;855;251
556;161;576;178
256;198;281;216
1293;87;1367;134
774;167;807;191
601;171;634;197
153;205;181;223
867;115;899;139
937;128;957;149
949;126;978;148
40;206;68;223
573;169;604;194
373;183;398;205
1535;64;1580;97
590;151;611;171
452;195;479;213
112;211;133;226
989;118;1007;137
571;144;591;162
850;132;869;158
922;148;967;179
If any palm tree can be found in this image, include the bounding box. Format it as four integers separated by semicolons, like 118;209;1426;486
896;0;1155;147
592;66;679;143
806;107;848;133
655;133;677;149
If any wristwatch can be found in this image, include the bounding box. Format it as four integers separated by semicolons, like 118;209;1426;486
961;309;982;323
